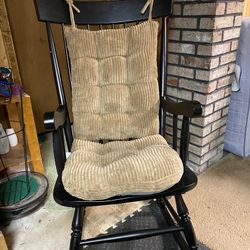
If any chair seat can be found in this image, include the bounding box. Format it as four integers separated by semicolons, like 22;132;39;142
54;166;197;207
61;134;183;200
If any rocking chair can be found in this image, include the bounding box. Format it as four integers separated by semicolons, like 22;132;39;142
34;0;202;249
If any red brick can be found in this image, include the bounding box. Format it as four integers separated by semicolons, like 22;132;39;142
170;18;197;29
183;3;225;16
169;42;195;55
168;65;194;79
226;1;243;14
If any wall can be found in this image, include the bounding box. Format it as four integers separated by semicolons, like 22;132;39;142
167;0;244;172
5;0;72;133
0;0;21;127
243;0;250;16
2;0;246;168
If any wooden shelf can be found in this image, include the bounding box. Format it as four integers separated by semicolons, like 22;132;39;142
0;0;44;174
0;94;44;174
0;94;22;105
0;231;8;250
0;93;31;105
0;143;31;175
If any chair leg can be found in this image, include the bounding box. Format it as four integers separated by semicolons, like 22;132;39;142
175;195;198;250
157;198;189;250
70;207;85;250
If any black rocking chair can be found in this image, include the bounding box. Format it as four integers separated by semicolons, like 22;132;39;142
34;0;202;249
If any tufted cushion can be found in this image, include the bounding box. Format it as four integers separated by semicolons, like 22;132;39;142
64;21;159;140
62;135;184;200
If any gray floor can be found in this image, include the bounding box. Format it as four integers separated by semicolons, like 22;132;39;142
1;134;73;250
0;134;145;250
2;134;249;249
86;201;210;250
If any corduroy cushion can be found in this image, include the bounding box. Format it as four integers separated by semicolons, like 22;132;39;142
62;135;183;200
64;21;159;140
62;21;183;200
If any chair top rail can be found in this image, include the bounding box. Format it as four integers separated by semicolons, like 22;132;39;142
34;0;172;25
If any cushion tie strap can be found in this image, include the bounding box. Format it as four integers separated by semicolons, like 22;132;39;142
65;0;80;29
141;0;155;20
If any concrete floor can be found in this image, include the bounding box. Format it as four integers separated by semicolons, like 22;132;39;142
184;153;250;250
1;135;250;249
1;134;146;250
1;134;73;250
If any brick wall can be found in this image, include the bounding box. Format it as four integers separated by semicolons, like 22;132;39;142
166;0;244;172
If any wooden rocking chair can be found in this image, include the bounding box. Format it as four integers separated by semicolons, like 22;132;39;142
34;0;202;249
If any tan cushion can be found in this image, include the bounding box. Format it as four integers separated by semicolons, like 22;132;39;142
62;135;184;200
64;21;159;140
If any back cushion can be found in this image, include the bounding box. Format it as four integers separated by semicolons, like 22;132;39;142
64;21;159;140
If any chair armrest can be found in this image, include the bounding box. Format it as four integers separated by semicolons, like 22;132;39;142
163;97;202;118
44;106;67;175
44;105;66;131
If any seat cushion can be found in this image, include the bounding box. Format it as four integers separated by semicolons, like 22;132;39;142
62;135;183;200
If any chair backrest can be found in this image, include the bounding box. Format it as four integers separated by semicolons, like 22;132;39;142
34;0;172;146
